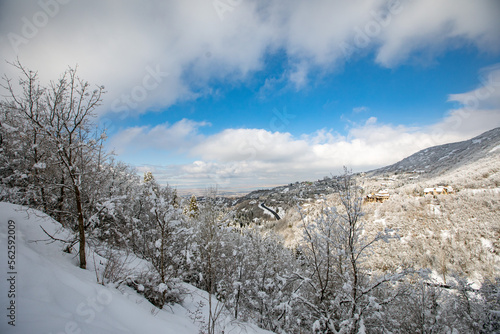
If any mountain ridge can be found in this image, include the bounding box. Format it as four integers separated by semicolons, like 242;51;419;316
236;127;500;202
368;127;500;177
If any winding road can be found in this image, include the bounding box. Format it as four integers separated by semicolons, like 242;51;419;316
260;203;281;220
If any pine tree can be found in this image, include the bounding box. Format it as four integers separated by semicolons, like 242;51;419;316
144;171;154;183
188;194;199;218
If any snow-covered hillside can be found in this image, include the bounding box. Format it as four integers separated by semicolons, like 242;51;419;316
0;202;273;334
369;127;500;177
225;128;500;283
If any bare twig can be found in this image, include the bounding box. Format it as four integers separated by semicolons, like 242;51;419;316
39;225;73;243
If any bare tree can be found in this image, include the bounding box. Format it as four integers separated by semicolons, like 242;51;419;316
297;168;404;333
2;60;105;269
195;188;232;334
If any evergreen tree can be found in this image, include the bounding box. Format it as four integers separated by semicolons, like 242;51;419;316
188;194;199;218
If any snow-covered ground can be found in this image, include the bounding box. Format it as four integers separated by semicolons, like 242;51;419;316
0;202;273;334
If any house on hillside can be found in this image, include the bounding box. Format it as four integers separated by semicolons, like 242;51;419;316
423;186;454;196
365;189;390;203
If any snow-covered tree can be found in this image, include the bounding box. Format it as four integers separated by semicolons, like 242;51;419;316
297;169;404;333
183;194;199;218
192;189;232;334
136;172;187;307
235;231;299;332
0;62;53;209
1;61;106;269
187;190;301;333
88;160;141;248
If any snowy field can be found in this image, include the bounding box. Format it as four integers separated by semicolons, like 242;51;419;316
0;202;273;334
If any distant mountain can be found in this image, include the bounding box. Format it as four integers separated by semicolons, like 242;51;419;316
228;127;500;224
368;127;500;177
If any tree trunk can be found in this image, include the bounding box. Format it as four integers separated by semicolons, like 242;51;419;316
74;183;86;269
58;175;65;224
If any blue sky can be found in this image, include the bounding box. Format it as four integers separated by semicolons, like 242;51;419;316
104;47;490;133
1;0;500;194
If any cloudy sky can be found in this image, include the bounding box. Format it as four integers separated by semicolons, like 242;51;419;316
1;0;500;193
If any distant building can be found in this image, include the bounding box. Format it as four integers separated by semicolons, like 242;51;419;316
423;186;454;195
365;189;390;203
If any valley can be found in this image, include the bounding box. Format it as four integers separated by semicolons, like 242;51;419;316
227;128;500;284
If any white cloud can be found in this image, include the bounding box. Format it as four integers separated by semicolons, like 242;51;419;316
116;62;500;191
1;0;498;114
353;106;369;113
448;64;500;111
2;1;500;192
375;0;500;67
108;118;209;155
435;63;500;139
0;0;274;114
118;116;479;191
288;61;309;90
191;129;309;162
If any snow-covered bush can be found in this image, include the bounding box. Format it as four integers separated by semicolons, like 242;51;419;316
129;272;185;308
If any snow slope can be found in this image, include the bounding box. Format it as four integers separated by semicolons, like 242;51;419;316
369;127;500;177
0;202;273;334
